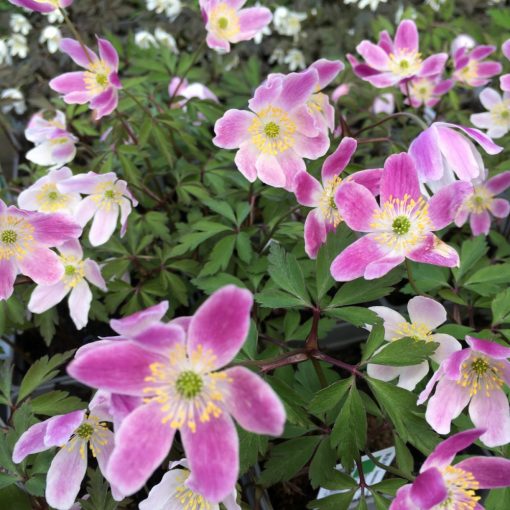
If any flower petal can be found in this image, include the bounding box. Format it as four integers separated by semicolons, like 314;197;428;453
139;470;186;510
456;456;510;489
369;306;407;339
470;211;491;236
407;296;446;330
84;259;107;291
397;361;430;391
419;54;447;77
486;171;510;195
409;126;444;182
335;181;379;232
469;389;510;447
321;137;357;182
466;336;510;359
490;198;510;218
213;110;253;149
428;181;473;230
187;285;253;369
60;38;97;67
294;172;322;207
380;153;421;204
0;259;17;300
97;37;118;69
45;410;86;447
89;206;119;246
12;421;50;463
110;301;169;337
429;334;462;364
410;468;447;510
407;234;459;268
303;208;328;259
234;7;272;41
131;323;186;355
28;282;69;314
365;254;405;280
356;41;390;71
276;68;319;112
234;142;258;182
29;212;81;245
68;280;92;330
310;59;344;88
394;20;419;53
18;247;64;286
49;72;87;94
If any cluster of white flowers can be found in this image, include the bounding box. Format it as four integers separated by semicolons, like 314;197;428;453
145;0;182;21
1;88;26;115
269;47;306;71
273;7;307;40
344;0;388;10
134;28;179;53
1;14;31;64
39;26;63;54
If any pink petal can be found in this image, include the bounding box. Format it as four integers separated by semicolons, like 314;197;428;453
330;235;390;281
68;281;92;330
248;75;283;112
456;456;510;489
503;39;510;61
29;212;81;245
407;234;459;268
407;296;446;330
356;41;390;71
303;209;328;259
46;444;87;510
63;91;91;104
348;169;383;195
367;362;401;383
93;88;118;120
428;181;473;230
293;131;330;160
206;33;230;52
84;259;107;291
364;72;401;88
18;247;64;286
110;301;169;336
60;38;97;67
0;259;17;300
107;403;174;495
97;37;118;69
12;421;50;463
410;468;447;509
255;153;287;189
67;341;161;396
479;87;502;110
391;485;413;510
224;366;285;435
440;122;503;155
181;413;239;503
321;137;357;182
490;198;510;218
378;31;394;53
131;323;186;355
276;68;319;112
234;7;272;42
89;206;119;246
469;389;510;447
45;410;86;447
419;53;447;77
49;72;87;94
394;20;419;53
294;171;322;207
429;334;462;364
310;59;345;88
365;254;405;280
486;171;510;195
335;181;379;232
57;171;106;194
470;211;491;236
380;153;421;204
471;45;495;60
187;285;253;369
8;0;57;12
28;281;69;314
234;142;258;182
501;74;510;92
465;336;510;359
409;126;444;182
213;110;253;149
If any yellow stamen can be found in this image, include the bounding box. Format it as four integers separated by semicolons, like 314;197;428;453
319;176;343;227
209;3;240;40
458;355;504;397
438;465;480;510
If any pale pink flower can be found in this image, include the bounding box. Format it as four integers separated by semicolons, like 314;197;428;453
501;39;510;92
452;45;502;87
371;92;395;114
470;88;510;139
7;0;72;13
402;75;453;108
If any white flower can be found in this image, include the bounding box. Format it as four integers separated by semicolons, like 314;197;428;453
134;31;158;49
254;25;271;45
425;0;447;11
344;0;388;10
45;10;64;24
0;39;11;66
273;7;307;38
471;88;510;139
146;0;182;21
10;14;32;36
269;47;285;65
7;34;29;59
450;34;476;56
39;26;62;54
283;48;306;71
154;27;179;53
1;88;26;115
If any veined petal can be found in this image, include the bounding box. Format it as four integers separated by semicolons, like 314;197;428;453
397;361;430;391
321;137;357;182
110;301;169;337
380;152;421;204
30;212;81;245
49;72;87;94
89;206;119;246
490;198;510;218
28;282;69;314
470;211;491;236
139;469;188;510
276;68;319;112
213;110;253;149
407;296;446;330
456;457;510;489
0;259;17;301
234;142;258;182
68;281;92;330
335;181;379;232
44;410;86;447
303;209;328;260
407;234;459;268
409;126;444;182
131;323;186;355
428;181;473;230
84;259;107;291
410;468;447;510
255;153;287;188
12;421;50;463
394;20;419;53
486;171;510;195
419;54;447;77
294;171;322;207
469;389;510;447
311;59;344;88
233;7;272;42
60;38;98;67
97;37;118;69
369;306;407;339
429;334;462;364
18;247;64;286
356;41;390;71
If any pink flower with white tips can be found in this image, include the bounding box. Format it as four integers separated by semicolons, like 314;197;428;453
168;77;219;105
12;401;123;510
213;68;330;190
49;37;122;120
18;167;81;216
293;137;382;258
67;286;286;503
391;429;510;510
330;153;472;281
367;296;461;390
7;0;72;12
0;200;81;300
28;239;107;330
349;19;448;88
57;172;137;247
402;75;453;109
454;171;510;236
202;0;272;53
452;45;502;87
25;110;77;168
418;336;510;447
501;39;510;92
470;88;510;139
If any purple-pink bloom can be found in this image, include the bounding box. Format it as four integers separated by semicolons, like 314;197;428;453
12;403;122;510
418;336;510;447
294;137;382;258
390;429;510;510
28;239;107;330
470;88;510;139
350;19;448;88
49;38;122;120
330;153;472;281
402;75;453;109
371;93;395;115
202;0;272;53
367;296;461;390
501;39;510;92
409;122;502;185
7;0;72;13
0;200;81;300
168;77;219;106
57;171;137;246
455;171;510;236
67;286;286;503
452;45;502;87
213;67;330;190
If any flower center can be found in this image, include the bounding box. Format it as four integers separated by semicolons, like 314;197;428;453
319;176;343;227
67;414;110;459
93;182;122;210
65;265;76;276
409;78;434;102
491;100;510;127
393;321;431;341
459;355;504;397
466;185;493;214
47;191;59;200
104;189;115;199
60;256;85;287
36;183;69;212
370;194;431;254
436;466;480;510
75;422;94;440
218;17;229;30
249;105;297;155
1;230;17;244
457;60;479;85
175;471;212;510
388;50;423;78
143;344;230;433
84;60;111;95
210;3;240;39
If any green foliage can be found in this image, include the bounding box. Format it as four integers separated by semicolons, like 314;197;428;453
367;338;439;366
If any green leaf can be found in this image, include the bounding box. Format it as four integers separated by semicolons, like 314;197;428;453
308;378;352;415
0;362;12;406
17;351;74;403
307;490;355;510
203;199;237;224
361;322;385;363
371;491;391;510
238;427;268;475
199;235;236;276
0;485;31;510
453;236;488;282
367;338;439;366
325;307;379;327
370;478;407;495
33;308;58;346
492;288;510;326
309;437;338;489
80;468;117;510
0;473;19;490
235;232;252;263
30;391;86;416
484;487;510;510
256;289;308;309
394;433;414;478
465;263;510;286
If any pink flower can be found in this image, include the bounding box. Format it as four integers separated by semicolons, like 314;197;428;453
501;39;510;92
0;200;81;300
213;68;330;190
371;93;395;114
57;172;137;247
349;19;448;88
452;45;502;87
450;34;476;56
202;0;272;53
391;429;510;510
331;83;350;102
139;459;241;510
454;171;510;236
49;38;122;120
28;239;107;330
367;296;461;390
470;88;510;139
12;404;123;510
418;336;510;447
330;153;472;281
25;110;78;168
67;286;286;502
409;122;502;185
18;167;81;216
402;75;453;109
168;77;219;105
294;137;382;258
7;0;72;13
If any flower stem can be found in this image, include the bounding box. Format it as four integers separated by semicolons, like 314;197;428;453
365;451;415;481
354;111;428;137
60;8;94;65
